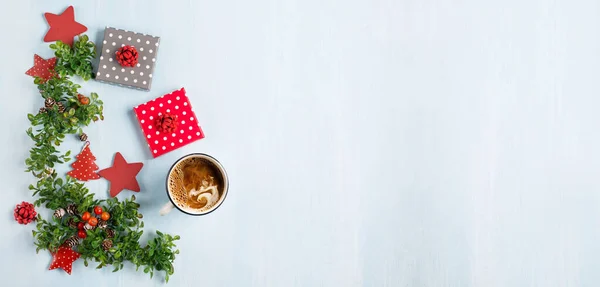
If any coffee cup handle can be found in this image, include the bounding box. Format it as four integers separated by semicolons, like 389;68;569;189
159;202;175;216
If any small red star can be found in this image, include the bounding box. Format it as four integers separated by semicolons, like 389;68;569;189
98;152;144;197
43;6;87;46
25;54;57;82
49;246;80;275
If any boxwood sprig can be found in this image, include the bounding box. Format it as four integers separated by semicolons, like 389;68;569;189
50;35;96;81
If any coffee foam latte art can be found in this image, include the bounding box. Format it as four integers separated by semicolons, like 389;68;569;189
188;177;219;207
167;157;222;214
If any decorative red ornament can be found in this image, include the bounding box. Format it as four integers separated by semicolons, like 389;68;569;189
25;55;57;82
43;6;88;46
81;211;91;221
115;46;139;67
67;143;101;181
49;246;81;275
98;152;144;197
77;94;90;105
155;113;179;133
13;201;37;225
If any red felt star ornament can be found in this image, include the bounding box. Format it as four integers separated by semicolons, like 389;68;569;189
98;152;144;197
25;54;56;82
43;6;87;46
49;246;80;275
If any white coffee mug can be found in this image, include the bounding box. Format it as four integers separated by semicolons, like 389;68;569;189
160;153;229;216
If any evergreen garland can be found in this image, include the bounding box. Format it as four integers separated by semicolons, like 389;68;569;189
26;35;179;282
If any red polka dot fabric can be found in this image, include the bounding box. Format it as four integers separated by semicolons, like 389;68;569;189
49;246;80;275
25;54;56;82
133;88;205;158
67;144;100;181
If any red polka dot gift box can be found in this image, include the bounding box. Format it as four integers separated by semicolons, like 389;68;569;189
133;88;205;158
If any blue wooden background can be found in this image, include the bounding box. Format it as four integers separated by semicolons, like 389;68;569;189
1;0;597;286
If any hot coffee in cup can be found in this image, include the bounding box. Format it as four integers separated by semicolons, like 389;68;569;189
160;153;228;216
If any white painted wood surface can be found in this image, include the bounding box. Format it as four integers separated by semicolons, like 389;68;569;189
0;0;595;286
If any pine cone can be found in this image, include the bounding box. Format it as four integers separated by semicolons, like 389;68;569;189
64;236;80;248
97;219;108;229
44;98;56;108
13;202;37;225
101;239;113;251
155;113;179;133
84;223;96;231
53;208;66;219
79;133;88;141
115;46;139;67
66;204;78;215
105;229;115;238
67;217;78;229
39;107;47;114
56;102;65;113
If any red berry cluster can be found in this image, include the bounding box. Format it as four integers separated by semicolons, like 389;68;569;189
115;45;139;67
77;94;90;105
155;113;179;133
13;201;37;225
76;205;111;239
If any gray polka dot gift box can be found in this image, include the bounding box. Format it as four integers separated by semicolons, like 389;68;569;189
94;27;159;91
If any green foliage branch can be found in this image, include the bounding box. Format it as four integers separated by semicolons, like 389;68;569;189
26;35;179;282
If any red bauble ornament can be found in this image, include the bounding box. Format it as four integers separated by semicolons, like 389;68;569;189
115;46;139;67
77;222;85;230
88;217;98;226
77;230;87;239
81;211;91;221
13;201;37;225
94;206;103;215
155;113;179;133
